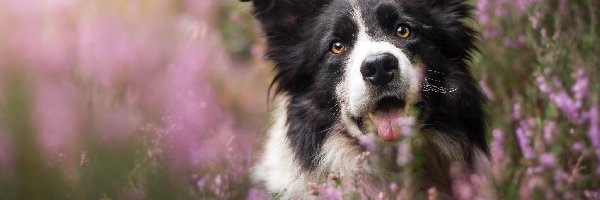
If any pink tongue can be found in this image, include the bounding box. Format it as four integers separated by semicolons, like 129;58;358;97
371;109;402;141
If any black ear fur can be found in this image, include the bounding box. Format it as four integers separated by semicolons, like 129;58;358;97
424;0;477;60
424;0;488;154
249;0;329;43
244;0;332;95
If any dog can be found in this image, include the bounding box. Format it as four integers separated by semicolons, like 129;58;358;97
243;0;490;198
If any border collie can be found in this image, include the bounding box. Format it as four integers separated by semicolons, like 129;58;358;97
243;0;490;198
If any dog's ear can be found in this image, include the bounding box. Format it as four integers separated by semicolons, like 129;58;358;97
425;0;477;60
240;0;331;95
427;0;472;18
243;0;330;46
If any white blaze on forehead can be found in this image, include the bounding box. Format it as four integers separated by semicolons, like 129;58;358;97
338;0;421;122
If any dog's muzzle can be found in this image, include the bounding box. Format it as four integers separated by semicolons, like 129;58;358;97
360;53;398;87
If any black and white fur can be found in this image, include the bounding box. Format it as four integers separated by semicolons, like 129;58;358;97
245;0;490;198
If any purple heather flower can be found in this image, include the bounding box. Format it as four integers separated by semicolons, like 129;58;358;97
521;176;545;199
539;153;557;168
0;131;14;175
33;81;82;158
307;182;321;196
512;103;522;120
572;68;589;101
479;79;495;101
571;142;585;154
398;116;416;137
452;179;473;200
396;142;412;167
517;35;527;46
245;187;268;200
526;167;544;175
197;178;207;191
490;129;505;181
475;0;490;26
389;182;399;193
536;74;550;93
530;14;540;29
540;28;548;39
543;121;556;144
376;192;384;200
322;187;342;200
515;0;537;12
359;133;377;152
502;38;514;48
494;4;507;18
584;190;600;200
551;91;579;122
553;169;568;183
516;122;535;160
589;105;600;167
537;69;586;123
482;28;500;39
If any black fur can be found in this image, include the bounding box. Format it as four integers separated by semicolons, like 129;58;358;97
247;0;488;173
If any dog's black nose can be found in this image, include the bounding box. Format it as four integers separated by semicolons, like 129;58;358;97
360;53;398;86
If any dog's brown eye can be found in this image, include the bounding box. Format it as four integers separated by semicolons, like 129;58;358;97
330;41;346;54
396;25;411;38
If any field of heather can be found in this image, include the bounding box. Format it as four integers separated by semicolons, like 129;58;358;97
0;0;598;199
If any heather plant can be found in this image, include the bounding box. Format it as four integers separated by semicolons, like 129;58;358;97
0;0;598;200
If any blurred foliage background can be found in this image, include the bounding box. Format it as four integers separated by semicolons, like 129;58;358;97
0;0;598;199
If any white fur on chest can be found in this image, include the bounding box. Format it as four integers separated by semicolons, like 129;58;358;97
251;99;373;199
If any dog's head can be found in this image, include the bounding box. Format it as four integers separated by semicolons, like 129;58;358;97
248;0;477;142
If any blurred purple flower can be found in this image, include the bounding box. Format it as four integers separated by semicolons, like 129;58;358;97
450;164;474;200
245;187;268;200
397;116;416;137
588;105;600;173
210;174;229;198
514;0;537;12
540;28;548;39
161;24;231;173
482;28;500;39
512;102;522;120
553;169;568;185
539;153;556;168
183;0;217;21
377;192;385;200
521;176;545;199
517;35;527;46
77;17;140;88
322;187;343;200
543;121;556;144
92;103;141;145
571;142;585;154
536;74;550;93
33;81;82;158
526;166;544;175
0;130;14;176
359;133;377;153
479;79;495;101
516;120;535;160
475;0;490;26
389;182;398;193
572;68;589;101
584;190;600;200
195;175;208;191
490;129;505;181
536;69;587;124
396;142;412;167
427;187;438;200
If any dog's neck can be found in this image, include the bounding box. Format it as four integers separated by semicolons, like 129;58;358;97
254;97;490;198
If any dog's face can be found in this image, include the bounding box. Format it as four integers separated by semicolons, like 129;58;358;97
251;0;476;142
321;0;425;141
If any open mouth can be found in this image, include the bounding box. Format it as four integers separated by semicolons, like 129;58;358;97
367;97;407;141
